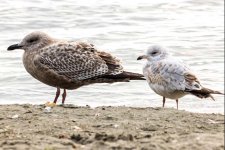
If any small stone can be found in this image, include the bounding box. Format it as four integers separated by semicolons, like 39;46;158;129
11;114;19;119
44;107;52;113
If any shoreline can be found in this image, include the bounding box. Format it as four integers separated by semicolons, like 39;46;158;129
0;102;223;115
0;104;224;149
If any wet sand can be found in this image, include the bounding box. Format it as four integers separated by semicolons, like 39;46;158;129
0;104;224;150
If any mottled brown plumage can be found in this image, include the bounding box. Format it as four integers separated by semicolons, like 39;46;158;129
7;31;145;104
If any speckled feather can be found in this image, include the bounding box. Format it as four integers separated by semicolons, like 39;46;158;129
144;58;201;93
35;42;123;81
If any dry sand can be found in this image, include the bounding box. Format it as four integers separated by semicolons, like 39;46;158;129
0;104;224;150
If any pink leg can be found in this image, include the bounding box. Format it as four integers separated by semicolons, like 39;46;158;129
53;88;60;104
162;97;166;108
62;89;67;104
176;99;179;110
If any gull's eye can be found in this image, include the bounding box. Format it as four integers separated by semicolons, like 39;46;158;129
27;37;39;43
151;51;158;55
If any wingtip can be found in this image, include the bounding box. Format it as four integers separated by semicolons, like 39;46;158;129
209;95;215;101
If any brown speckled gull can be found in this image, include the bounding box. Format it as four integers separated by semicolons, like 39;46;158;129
7;31;145;105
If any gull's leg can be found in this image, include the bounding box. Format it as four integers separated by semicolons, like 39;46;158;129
176;99;178;110
45;88;60;107
53;87;60;104
162;97;166;108
62;89;67;104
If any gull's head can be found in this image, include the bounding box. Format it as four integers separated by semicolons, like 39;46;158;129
137;45;169;62
7;31;54;51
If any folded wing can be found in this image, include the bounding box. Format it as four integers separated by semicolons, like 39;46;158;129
34;42;123;81
147;59;202;92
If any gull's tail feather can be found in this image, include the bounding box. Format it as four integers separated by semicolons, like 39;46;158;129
189;87;224;101
102;71;145;81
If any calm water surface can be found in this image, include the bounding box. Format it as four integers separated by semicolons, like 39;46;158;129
0;0;224;113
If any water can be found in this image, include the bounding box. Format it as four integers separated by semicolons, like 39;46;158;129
0;0;224;114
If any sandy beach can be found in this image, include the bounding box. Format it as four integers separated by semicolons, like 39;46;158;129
0;104;224;149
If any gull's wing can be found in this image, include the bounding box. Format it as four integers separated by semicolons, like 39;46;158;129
144;58;202;91
34;42;123;81
73;41;123;75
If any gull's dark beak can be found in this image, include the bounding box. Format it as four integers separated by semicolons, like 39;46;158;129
137;55;147;60
7;44;23;51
